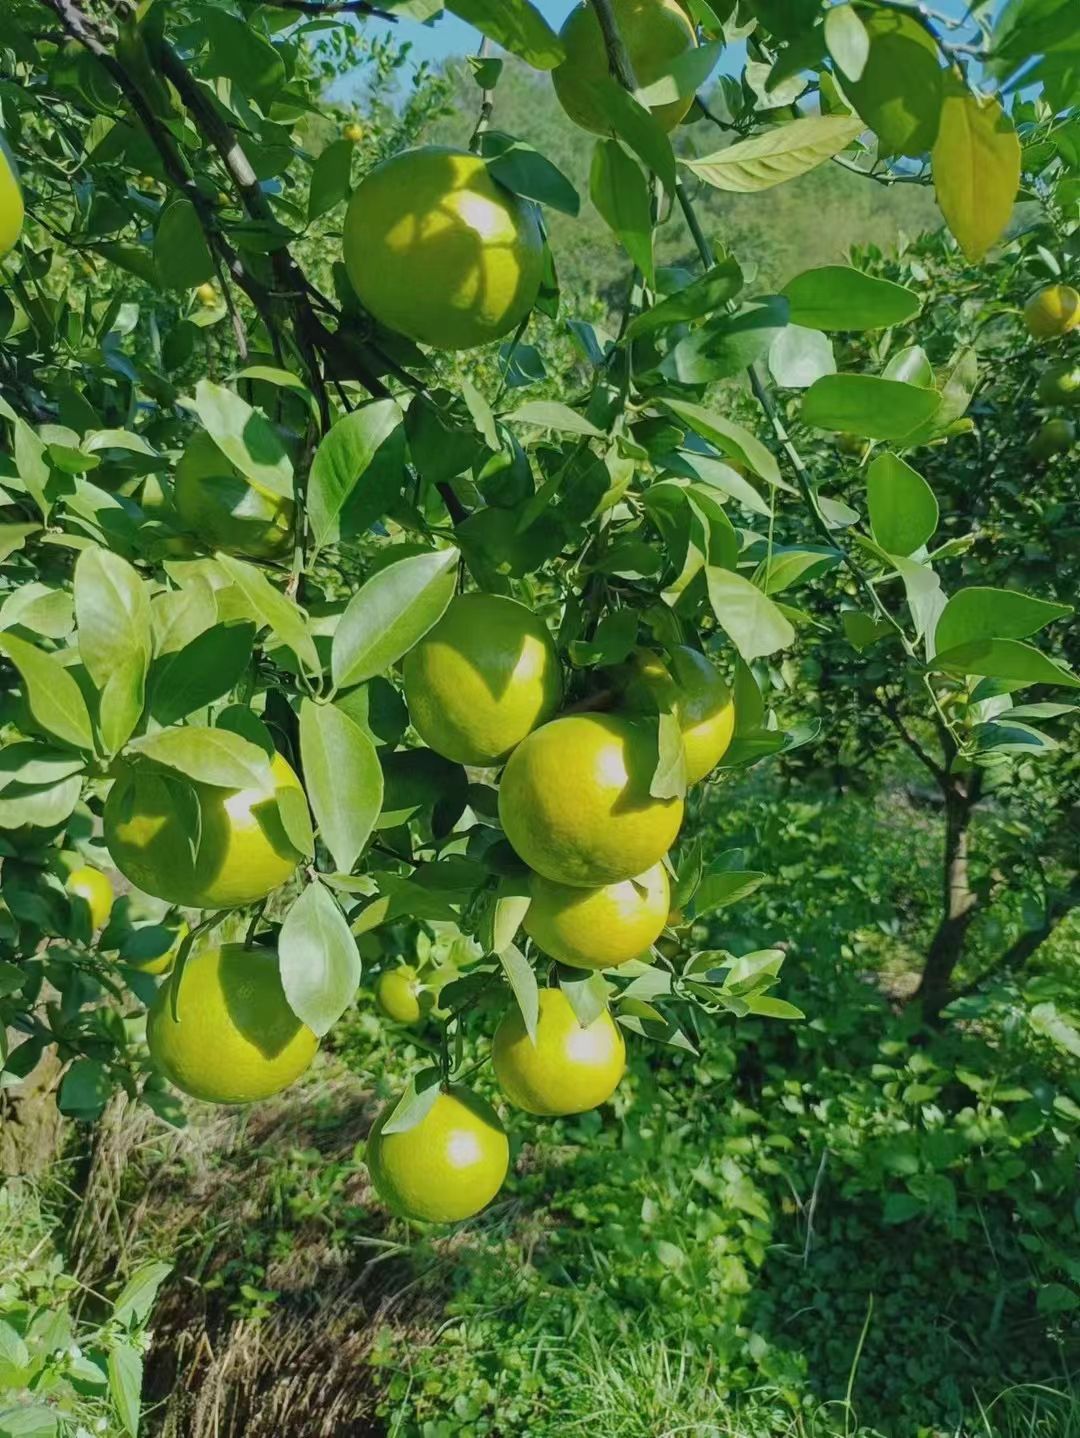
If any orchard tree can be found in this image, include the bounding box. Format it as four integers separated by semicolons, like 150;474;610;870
0;0;1077;1256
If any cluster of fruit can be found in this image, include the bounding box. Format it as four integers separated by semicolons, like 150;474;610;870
1024;283;1079;463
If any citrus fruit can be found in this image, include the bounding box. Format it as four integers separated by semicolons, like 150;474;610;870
1037;360;1080;407
524;862;669;970
492;988;625;1116
622;646;735;784
1028;417;1076;462
376;965;424;1025
173;430;294;560
147;943;317;1104
104;751;305;910
66;865;114;931
127;920;187;976
343;122;364;143
196;282;217;306
342;146;544;351
498;714;684;887
402;594;562;766
0;133;23;261
366;1084;509;1222
552;0;697;136
1023;284;1080;340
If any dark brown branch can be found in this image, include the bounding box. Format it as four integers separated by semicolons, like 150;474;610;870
869;690;947;787
261;0;395;14
915;768;985;1024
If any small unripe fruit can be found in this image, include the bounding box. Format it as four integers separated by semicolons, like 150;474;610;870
196;282;217;306
1028;417;1076;463
343;122;364;143
1023;284;1080;341
1036;361;1080;408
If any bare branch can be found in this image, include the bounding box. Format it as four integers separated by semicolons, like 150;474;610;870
260;0;396;16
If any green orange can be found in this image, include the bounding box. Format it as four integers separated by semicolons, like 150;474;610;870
343;146;544;351
552;0;697;136
1036;361;1080;407
402;594;562;766
492;988;625;1116
0;133;23;261
173;430;294;560
366;1085;509;1222
66;865;114;932
622;646;735;784
376;965;424;1026
147;943;317;1104
1023;285;1080;340
498;714;683;887
1027;417;1076;462
104;751;305;910
524;862;669;970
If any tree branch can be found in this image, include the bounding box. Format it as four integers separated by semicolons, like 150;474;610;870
260;0;396;15
869;690;947;786
953;879;1080;1001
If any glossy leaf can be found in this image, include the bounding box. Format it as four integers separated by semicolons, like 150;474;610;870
279;882;361;1037
308;399;404;552
149;622;255;725
446;0;565;68
499;941;539;1043
682;114;864;193
214;554;321;674
331;547;458;690
782;265;920;331
126;726;273;790
866;452;939;556
706;568;796;661
191;380;293;502
932;77;1021;262
802;374;942;441
935;588;1072;654
0;634;94;752
299;699;383;875
591;139;653;286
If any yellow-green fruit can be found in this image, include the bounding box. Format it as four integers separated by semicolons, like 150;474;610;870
498;714;684;887
402;594;562;766
492;988;625;1116
0;134;24;261
104;751;305;910
1037;361;1080;407
1023;285;1080;340
196;282;217;305
366;1085;509;1222
1028;417;1076;463
147;944;317;1104
129;921;187;976
342;146;544;351
343;122;364;143
624;646;735;784
66;865;114;931
174;430;294;560
376;965;423;1025
524;862;669;970
552;0;697;136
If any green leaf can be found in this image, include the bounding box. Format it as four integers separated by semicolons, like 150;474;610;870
590;140;653;286
743;994;805;1020
753;545;841;595
214;554;321;675
331;547;457;691
308;399;404;552
625;257;743;338
768;324;836;388
664;399;787;490
191;380;294;503
802;374;941;441
308;137;354;222
151;579;218;656
149;622;255;725
112;1262;172;1326
660;296;789;384
58;1057;111;1119
506;401;603;437
840;7;943;157
706;568;795;662
866;452;938;556
12;417;51;519
935;588;1072;654
0;634;94;752
107;1341;143;1437
932;76;1021;262
589;80;677;192
499;941;539;1043
682;114;864;193
74;547;151;752
825;4;870;81
635;39;724;107
446;0;565;68
651;709;687;800
782;265;921;331
379;1066;442;1135
126;726;273;789
299;699;383;875
558;968;610;1027
203;8;285;102
483;132;580;215
891;554;945;643
486;875;531;954
933;637;1080;689
279;881;361;1037
153;198;214;289
692;868;767;914
0;521;41;562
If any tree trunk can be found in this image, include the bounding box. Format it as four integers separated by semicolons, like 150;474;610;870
916;771;983;1024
